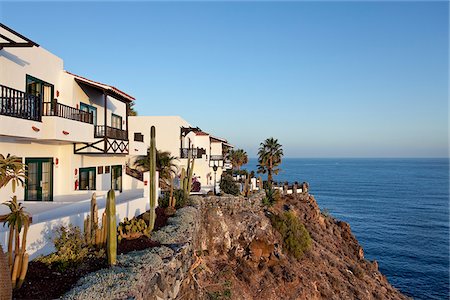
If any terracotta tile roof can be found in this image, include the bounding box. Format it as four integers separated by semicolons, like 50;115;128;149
65;70;135;102
195;131;209;136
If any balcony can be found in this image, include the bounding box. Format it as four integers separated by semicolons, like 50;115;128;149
180;147;206;159
0;84;41;121
43;102;93;124
95;125;128;141
210;155;224;161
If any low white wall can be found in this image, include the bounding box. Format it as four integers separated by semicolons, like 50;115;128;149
0;194;149;260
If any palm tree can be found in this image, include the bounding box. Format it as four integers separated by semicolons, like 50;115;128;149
257;138;284;183
134;149;179;190
0;154;30;277
0;154;26;193
228;149;248;170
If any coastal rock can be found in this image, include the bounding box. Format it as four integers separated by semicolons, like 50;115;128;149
182;193;410;300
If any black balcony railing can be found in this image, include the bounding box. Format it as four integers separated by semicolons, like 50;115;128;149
43;102;93;124
0;84;42;121
210;155;223;161
180;147;206;159
95;125;128;140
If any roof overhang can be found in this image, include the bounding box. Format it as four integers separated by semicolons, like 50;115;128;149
67;71;135;103
0;23;39;50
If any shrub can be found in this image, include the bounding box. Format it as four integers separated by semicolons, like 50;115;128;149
159;189;188;209
219;175;239;196
262;186;281;207
36;225;103;271
270;211;312;259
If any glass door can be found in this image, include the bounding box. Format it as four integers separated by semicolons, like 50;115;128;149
25;158;53;201
111;165;122;192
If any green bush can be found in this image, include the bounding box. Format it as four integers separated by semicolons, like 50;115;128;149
219;175;239;196
262;186;281;207
36;224;104;271
270;211;312;259
159;189;188;209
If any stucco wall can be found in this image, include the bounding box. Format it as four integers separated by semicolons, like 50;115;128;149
0;193;149;260
0;46;63;92
0;140;140;202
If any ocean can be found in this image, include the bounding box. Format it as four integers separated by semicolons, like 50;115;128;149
246;158;449;300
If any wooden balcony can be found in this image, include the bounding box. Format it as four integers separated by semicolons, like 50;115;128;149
95;125;128;141
43;102;93;124
0;84;41;121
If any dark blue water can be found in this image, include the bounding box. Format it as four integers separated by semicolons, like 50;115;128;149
247;158;449;300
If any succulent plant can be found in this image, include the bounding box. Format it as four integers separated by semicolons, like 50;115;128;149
117;218;150;242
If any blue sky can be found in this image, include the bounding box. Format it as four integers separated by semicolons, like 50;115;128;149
1;1;448;158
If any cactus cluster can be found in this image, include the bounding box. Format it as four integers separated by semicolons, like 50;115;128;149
181;146;195;198
117;217;150;242
83;191;117;266
84;193;107;247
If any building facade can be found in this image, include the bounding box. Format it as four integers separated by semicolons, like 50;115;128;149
128;116;233;191
0;24;146;203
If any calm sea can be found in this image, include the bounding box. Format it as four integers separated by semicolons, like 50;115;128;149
247;158;449;300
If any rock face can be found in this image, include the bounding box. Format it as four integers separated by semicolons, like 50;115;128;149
63;192;409;300
63;207;199;300
183;192;409;300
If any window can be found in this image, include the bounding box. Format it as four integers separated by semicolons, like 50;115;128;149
26;75;54;102
97;166;103;174
111;114;122;130
80;103;97;125
79;167;96;190
134;132;144;142
105;166;110;174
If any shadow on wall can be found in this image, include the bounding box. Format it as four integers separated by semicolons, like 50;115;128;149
28;219;65;258
0;49;30;67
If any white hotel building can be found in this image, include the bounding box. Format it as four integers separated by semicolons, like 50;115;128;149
0;23;233;257
0;23;232;210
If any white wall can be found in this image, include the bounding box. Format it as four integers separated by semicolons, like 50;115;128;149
0;194;149;260
129;116;191;155
0;46;63;93
0;139;141;202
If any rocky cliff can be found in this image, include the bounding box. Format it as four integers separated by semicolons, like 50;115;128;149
182;192;409;300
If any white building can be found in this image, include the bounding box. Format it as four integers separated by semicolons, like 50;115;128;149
128;116;233;192
0;24;147;204
0;24;231;258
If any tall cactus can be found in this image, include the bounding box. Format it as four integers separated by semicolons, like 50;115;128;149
90;193;98;241
106;189;117;266
148;126;157;231
244;175;250;197
187;150;195;194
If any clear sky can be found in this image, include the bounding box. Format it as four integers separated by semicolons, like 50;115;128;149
1;1;448;158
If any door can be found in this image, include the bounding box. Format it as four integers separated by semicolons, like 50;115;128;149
25;158;53;201
111;165;122;192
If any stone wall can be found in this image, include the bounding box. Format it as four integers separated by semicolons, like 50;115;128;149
63;206;199;300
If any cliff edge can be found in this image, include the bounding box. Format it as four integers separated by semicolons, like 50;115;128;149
182;192;409;300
